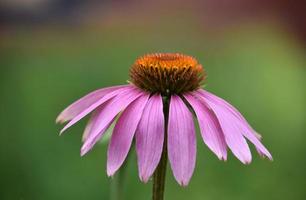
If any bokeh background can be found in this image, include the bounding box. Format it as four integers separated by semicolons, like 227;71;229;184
1;0;305;199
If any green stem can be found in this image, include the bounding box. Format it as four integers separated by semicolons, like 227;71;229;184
152;96;169;200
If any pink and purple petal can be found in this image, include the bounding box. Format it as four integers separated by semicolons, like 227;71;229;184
136;94;164;183
184;93;227;160
56;85;127;124
59;85;133;134
198;90;272;160
168;95;196;186
195;91;252;164
107;94;150;176
82;104;107;142
81;87;143;156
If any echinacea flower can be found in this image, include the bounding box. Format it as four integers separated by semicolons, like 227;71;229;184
57;53;272;186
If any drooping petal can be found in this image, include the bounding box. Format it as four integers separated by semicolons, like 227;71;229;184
195;90;252;164
81;88;143;156
60;86;133;134
81;100;119;143
56;85;127;124
136;94;164;183
107;94;150;176
184;93;227;160
82;105;105;142
200;90;258;133
199;90;272;160
252;133;269;158
168;95;196;186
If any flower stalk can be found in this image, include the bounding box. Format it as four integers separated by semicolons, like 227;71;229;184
152;96;170;200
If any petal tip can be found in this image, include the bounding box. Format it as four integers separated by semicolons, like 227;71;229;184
239;154;252;165
178;180;189;187
55;116;63;124
220;155;227;161
243;159;252;165
56;113;69;124
267;154;273;161
59;126;69;135
59;130;66;136
139;174;150;183
107;164;120;177
107;169;115;177
265;151;273;161
80;146;90;157
216;153;228;161
260;153;273;161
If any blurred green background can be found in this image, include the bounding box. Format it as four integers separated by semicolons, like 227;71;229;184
1;1;305;200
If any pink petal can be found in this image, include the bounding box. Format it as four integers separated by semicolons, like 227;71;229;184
56;85;127;124
252;133;269;158
168;95;196;186
82;100;116;148
80;88;143;156
136;94;164;183
107;94;150;176
82;106;105;142
199;90;272;160
81;100;119;143
60;86;132;134
195;91;252;164
184;93;227;160
200;90;258;133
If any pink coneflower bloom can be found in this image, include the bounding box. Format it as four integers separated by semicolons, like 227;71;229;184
57;53;272;186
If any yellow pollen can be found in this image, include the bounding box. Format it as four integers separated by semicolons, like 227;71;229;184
129;53;206;95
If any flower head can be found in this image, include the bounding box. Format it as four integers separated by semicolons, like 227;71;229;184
130;53;205;94
57;53;272;186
